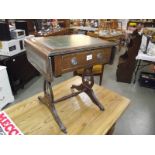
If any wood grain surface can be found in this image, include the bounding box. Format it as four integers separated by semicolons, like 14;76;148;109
4;76;130;135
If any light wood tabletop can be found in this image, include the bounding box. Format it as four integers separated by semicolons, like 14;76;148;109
4;76;130;135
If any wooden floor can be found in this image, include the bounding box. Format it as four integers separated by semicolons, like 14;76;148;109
4;76;130;135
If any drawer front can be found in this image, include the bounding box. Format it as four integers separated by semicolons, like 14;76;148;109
53;48;111;76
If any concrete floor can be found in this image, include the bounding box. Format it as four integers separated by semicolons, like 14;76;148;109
11;47;155;135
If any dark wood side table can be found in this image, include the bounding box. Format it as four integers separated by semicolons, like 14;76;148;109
25;34;117;133
0;52;39;94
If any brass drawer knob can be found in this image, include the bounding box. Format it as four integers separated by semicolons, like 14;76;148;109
71;57;78;65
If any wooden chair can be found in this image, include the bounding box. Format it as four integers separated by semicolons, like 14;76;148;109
73;65;104;85
116;29;142;83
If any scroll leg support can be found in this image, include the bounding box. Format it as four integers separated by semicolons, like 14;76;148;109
50;103;67;134
71;84;83;91
71;84;104;111
81;67;104;111
84;88;104;111
40;80;67;134
40;65;105;133
72;67;105;111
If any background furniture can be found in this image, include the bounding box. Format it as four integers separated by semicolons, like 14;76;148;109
70;26;98;34
4;76;130;135
86;29;124;51
57;19;70;28
127;20;155;29
133;40;155;83
35;28;72;37
0;51;39;94
0;66;14;110
116;30;142;83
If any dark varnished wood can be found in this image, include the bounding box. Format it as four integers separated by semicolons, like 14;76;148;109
25;34;116;79
54;48;111;76
26;34;116;56
116;30;142;83
38;67;104;133
0;52;39;94
25;34;116;133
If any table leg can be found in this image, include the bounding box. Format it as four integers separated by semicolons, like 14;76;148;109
39;80;67;134
106;123;116;135
39;67;104;133
71;67;104;111
133;60;141;83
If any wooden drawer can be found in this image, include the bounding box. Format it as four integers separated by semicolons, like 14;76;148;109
53;48;111;76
